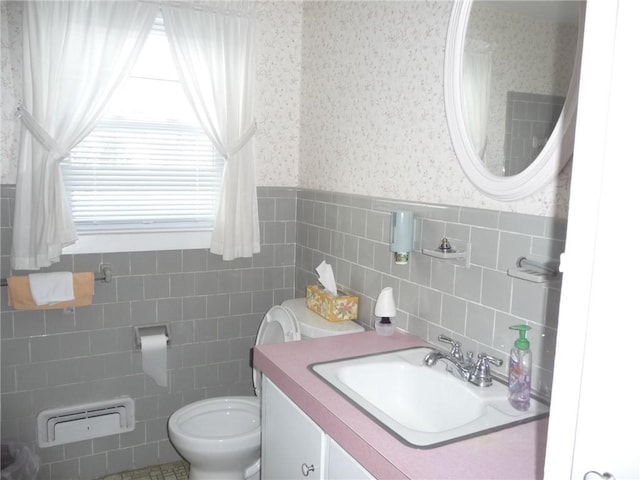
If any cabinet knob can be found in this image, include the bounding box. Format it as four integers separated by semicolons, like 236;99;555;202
301;463;315;477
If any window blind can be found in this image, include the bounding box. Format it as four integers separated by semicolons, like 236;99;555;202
63;120;224;232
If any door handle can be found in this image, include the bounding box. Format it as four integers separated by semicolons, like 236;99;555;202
584;471;615;480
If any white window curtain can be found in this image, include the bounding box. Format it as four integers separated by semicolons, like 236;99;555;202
12;1;157;270
162;4;260;261
462;39;492;160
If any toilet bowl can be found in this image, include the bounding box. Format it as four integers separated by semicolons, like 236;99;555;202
168;397;260;480
168;298;364;479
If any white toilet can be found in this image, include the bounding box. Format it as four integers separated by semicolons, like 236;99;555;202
168;298;364;480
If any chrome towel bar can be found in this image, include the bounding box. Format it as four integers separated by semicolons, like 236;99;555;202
0;265;112;287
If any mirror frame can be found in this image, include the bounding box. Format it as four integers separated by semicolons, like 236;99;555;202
444;0;584;201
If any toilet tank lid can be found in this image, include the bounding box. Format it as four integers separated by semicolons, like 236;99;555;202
281;298;364;337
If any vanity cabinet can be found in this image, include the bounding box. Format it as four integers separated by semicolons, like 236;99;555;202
326;437;374;480
261;377;374;480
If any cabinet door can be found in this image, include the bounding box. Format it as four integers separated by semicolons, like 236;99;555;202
327;438;375;480
261;377;325;479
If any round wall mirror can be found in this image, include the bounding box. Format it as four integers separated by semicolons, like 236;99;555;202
444;0;584;201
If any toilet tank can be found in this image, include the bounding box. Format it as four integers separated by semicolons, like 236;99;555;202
281;298;365;339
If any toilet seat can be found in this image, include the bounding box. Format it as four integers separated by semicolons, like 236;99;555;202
253;305;301;398
255;305;301;345
169;397;260;445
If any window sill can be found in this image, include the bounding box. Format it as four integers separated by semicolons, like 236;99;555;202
62;230;212;255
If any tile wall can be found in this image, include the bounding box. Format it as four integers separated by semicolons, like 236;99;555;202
0;186;297;480
294;189;565;397
504;91;565;175
1;185;566;479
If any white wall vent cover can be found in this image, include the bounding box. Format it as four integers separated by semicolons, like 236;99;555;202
37;397;135;447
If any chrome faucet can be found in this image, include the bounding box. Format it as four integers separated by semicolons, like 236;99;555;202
424;349;472;381
424;335;503;387
424;335;473;380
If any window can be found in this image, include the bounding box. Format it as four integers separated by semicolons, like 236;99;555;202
61;13;224;252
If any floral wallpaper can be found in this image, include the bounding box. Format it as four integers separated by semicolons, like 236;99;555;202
254;0;303;187
0;1;22;184
299;1;572;217
1;1;573;217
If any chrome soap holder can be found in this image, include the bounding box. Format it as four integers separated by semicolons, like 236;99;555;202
507;256;560;284
421;237;470;267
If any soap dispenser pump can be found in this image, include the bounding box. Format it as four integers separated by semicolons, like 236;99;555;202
508;325;532;411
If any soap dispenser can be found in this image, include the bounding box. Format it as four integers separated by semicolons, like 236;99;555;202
374;287;396;336
508;325;532;411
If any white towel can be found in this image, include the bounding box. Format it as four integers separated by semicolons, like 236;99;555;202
28;272;75;306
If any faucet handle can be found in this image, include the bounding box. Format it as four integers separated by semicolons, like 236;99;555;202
437;335;464;362
437;334;455;345
469;353;504;387
480;353;503;367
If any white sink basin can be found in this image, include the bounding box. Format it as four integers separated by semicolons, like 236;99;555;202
311;347;548;448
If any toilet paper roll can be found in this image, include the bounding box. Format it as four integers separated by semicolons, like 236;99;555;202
141;333;168;387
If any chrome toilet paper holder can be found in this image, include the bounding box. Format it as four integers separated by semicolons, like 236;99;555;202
134;324;170;350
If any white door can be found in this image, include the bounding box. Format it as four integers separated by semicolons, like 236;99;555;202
545;1;640;479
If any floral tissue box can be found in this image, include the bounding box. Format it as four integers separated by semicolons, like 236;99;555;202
305;285;359;322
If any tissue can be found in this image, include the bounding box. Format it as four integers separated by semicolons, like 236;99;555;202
315;260;338;296
141;333;168;387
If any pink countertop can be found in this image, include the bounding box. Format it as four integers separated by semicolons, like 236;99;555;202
254;330;548;480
